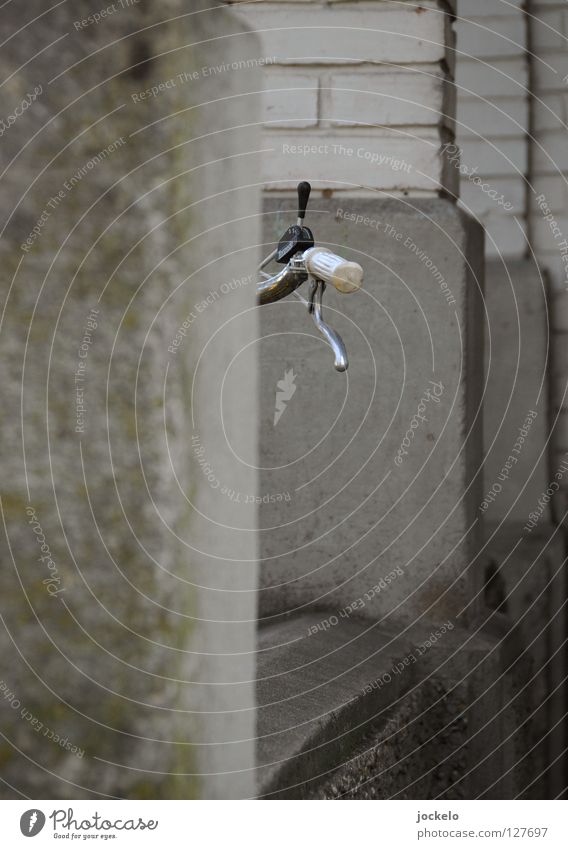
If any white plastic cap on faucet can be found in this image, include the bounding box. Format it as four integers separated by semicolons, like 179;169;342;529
303;247;363;293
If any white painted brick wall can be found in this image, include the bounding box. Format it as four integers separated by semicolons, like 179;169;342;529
459;0;523;15
458;98;528;138
530;175;568;212
459;138;528;176
229;0;455;194
528;215;568;249
482;214;527;259
533;50;568;91
326;70;450;128
455;0;528;258
457;15;526;59
533;96;565;132
264;130;444;191
232;3;450;65
461;176;525;215
262;71;319;127
534;129;568;174
531;9;567;51
529;1;568;292
455;58;528;99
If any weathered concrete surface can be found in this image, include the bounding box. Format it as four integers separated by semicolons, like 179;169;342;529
257;198;484;624
482;521;566;798
482;260;551;524
256;614;515;799
0;1;260;799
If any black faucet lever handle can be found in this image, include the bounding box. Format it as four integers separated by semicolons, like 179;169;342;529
297;181;311;221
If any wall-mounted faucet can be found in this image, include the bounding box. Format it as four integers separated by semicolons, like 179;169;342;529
256;182;363;372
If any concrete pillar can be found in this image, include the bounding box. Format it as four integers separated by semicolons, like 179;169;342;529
0;1;260;798
257;197;484;623
454;2;554;523
528;0;568;520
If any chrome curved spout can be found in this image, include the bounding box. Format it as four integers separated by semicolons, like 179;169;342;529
256;257;308;305
255;182;361;372
256;245;359;372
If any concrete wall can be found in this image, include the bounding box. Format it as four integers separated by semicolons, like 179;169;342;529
529;0;568;514
257;197;484;623
0;0;260;799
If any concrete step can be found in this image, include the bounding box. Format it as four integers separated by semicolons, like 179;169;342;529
256;612;515;798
